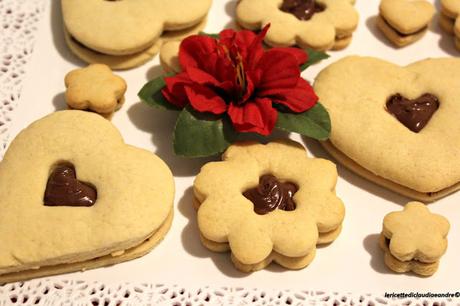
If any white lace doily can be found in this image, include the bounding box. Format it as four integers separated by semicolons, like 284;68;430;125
0;1;458;305
3;279;456;306
0;0;46;157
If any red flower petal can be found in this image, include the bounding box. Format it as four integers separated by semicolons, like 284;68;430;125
256;49;301;91
270;47;308;66
271;78;318;113
162;72;193;108
179;35;219;72
186;67;221;87
227;97;277;135
185;84;227;115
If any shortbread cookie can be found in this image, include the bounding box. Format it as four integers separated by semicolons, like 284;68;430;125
0;111;174;282
314;56;460;201
64;18;207;70
160;41;182;73
236;0;359;50
65;64;127;118
62;0;212;56
439;13;455;35
194;140;345;272
377;0;434;47
440;0;460;50
380;202;449;276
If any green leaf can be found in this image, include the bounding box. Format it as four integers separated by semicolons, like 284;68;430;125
173;107;237;157
300;49;329;72
275;102;331;140
198;32;220;39
138;74;180;111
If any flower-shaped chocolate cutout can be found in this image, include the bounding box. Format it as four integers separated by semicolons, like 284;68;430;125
65;64;127;116
236;0;359;50
194;140;345;272
380;202;449;275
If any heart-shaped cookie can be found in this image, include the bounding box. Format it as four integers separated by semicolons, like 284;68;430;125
0;111;174;282
62;0;212;55
440;0;460;51
378;0;434;46
380;0;434;34
314;56;460;201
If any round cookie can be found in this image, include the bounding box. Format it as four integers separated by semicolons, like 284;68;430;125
62;0;212;56
194;140;345;272
0;111;175;281
65;18;207;70
314;56;460;201
235;0;359;50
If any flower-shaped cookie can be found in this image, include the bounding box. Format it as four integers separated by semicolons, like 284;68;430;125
380;202;450;276
194;140;345;272
65;64;127;118
236;0;359;50
62;0;212;55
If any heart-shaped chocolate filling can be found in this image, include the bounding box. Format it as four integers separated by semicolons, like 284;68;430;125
243;174;298;215
386;93;439;133
44;164;97;207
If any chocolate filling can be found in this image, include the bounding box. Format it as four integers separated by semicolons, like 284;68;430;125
386;93;439;133
243;174;298;215
280;0;325;21
44;163;97;207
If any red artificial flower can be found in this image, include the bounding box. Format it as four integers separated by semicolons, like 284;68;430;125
162;25;318;136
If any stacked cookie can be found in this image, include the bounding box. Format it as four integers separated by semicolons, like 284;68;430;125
377;0;434;47
62;0;211;70
439;0;460;51
0;111;175;283
235;0;359;51
314;56;460;202
380;202;450;276
194;140;345;272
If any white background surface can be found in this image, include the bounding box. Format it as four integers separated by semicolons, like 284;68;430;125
8;0;460;295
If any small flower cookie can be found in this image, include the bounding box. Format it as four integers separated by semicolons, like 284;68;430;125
194;140;345;272
439;0;460;51
65;64;127;118
380;202;450;276
377;0;435;47
236;0;359;51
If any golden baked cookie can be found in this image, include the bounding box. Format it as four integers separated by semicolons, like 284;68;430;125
440;0;460;51
314;56;460;201
0;111;174;283
236;0;359;50
64;18;207;70
194;140;345;272
65;64;127;118
61;0;212;56
160;41;182;73
380;202;449;276
377;0;434;47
